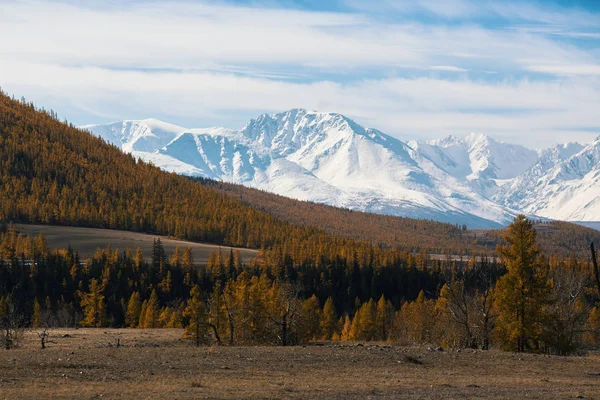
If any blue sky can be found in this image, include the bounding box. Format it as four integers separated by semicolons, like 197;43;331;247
1;0;599;147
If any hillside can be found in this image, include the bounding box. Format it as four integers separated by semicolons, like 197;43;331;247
1;92;599;259
0;92;347;254
199;178;600;257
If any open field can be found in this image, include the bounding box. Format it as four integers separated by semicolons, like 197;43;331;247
1;329;599;399
13;224;258;265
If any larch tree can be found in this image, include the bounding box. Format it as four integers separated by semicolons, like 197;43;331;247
320;297;338;340
340;315;352;341
79;279;107;328
494;215;550;352
375;295;394;341
32;298;42;328
138;300;148;328
125;291;141;328
184;285;208;346
298;294;322;343
437;282;475;348
143;289;160;328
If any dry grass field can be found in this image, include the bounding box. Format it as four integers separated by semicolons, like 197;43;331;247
1;329;599;399
13;224;258;265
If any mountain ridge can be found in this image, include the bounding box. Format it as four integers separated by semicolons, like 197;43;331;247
83;109;599;228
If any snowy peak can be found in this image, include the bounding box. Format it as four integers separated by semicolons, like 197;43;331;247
494;139;600;221
83;118;187;153
240;109;375;157
411;133;538;200
80;110;600;227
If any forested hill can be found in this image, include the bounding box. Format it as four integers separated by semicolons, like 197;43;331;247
199;179;600;257
0;92;336;251
1;91;598;258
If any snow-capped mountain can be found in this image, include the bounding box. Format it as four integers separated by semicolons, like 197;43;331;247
82;110;599;228
495;139;599;221
409;134;539;197
81;118;186;153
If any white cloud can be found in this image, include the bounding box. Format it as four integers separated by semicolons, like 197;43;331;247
526;64;600;76
2;60;598;147
429;66;469;72
0;0;598;147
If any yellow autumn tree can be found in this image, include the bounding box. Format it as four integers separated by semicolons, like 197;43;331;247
183;285;208;346
79;279;107;327
349;299;376;341
397;291;437;344
340;315;352;341
298;295;322;343
142;289;160;328
375;295;394;341
125;291;141;328
320;297;338;340
138;300;148;328
494;215;550;352
32;298;42;328
584;306;600;346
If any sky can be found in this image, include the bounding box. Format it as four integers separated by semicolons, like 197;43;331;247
1;0;599;147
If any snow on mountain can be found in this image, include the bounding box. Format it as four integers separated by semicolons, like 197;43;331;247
81;111;599;227
409;134;539;197
82;118;186;152
495;139;599;221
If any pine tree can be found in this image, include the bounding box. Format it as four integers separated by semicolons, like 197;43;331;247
494;215;550;352
125;292;141;328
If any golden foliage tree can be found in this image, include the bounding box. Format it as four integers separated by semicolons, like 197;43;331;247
79;279;107;327
184;285;209;346
494;215;550;352
125;291;141;328
320;297;338;340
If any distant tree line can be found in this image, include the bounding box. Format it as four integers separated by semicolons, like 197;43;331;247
2;217;600;354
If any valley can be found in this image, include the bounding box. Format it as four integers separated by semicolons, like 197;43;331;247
3;1;600;399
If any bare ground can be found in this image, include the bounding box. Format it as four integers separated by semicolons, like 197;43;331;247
1;329;599;399
12;224;258;265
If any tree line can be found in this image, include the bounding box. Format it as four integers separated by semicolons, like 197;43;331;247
2;216;600;354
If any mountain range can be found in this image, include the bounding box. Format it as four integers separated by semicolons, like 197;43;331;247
82;110;600;228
